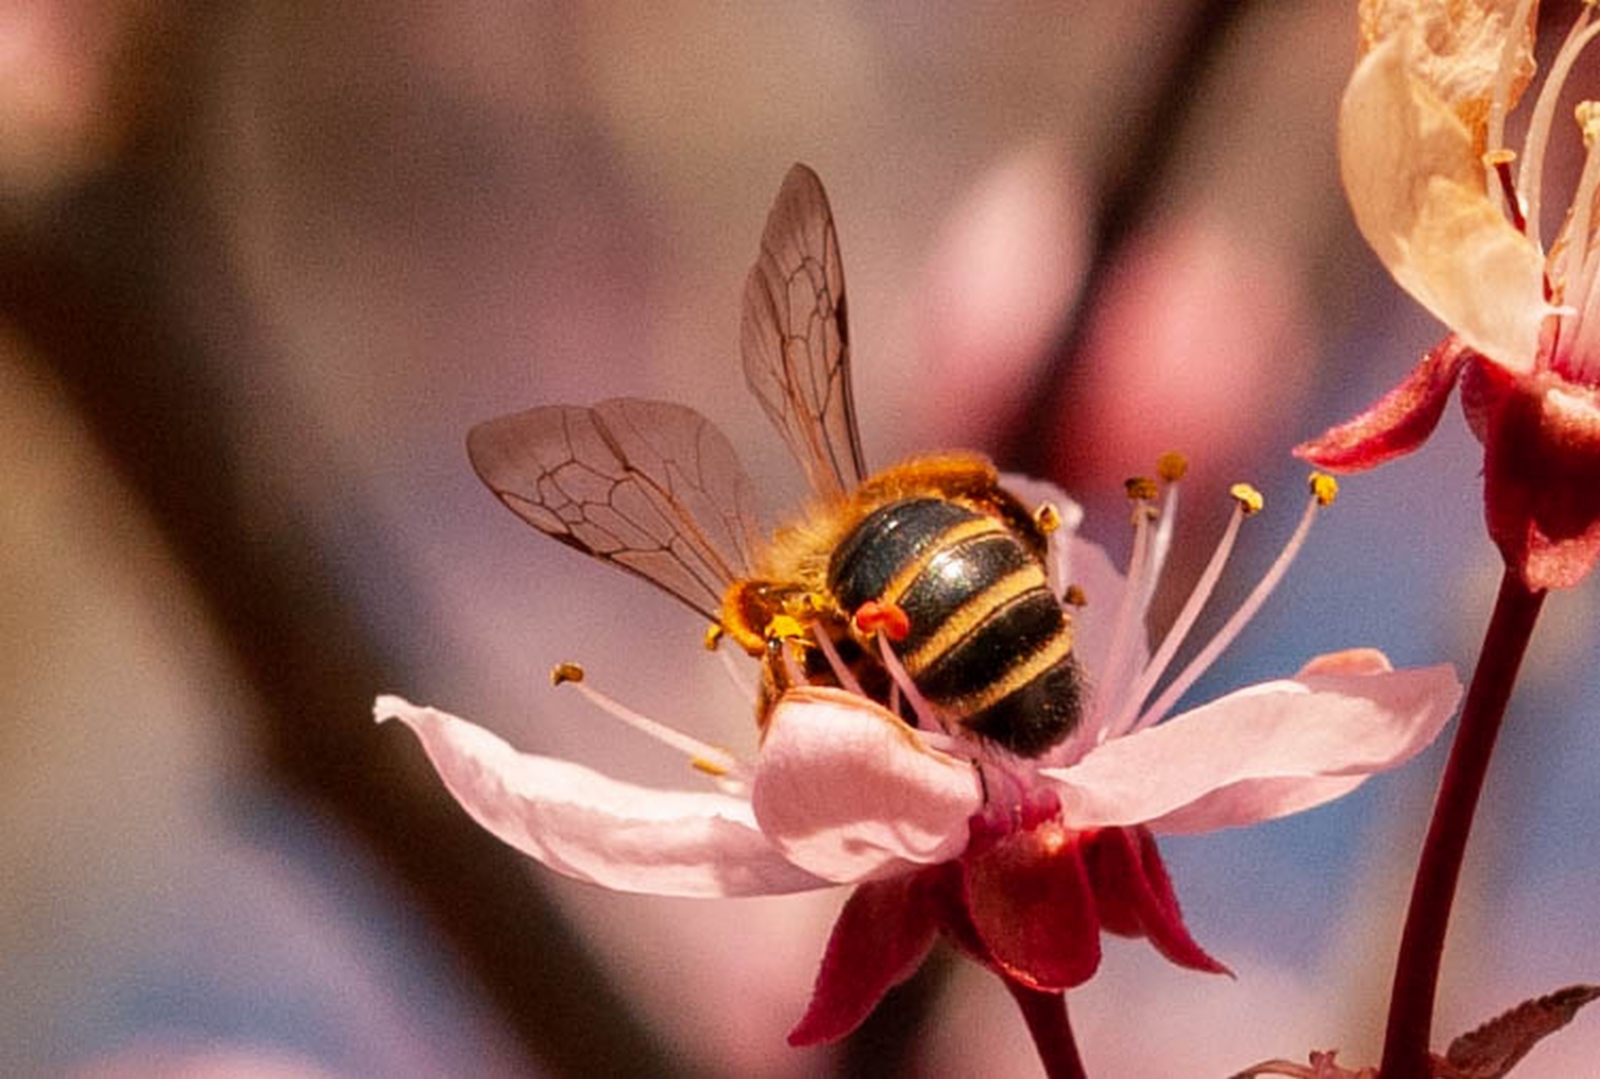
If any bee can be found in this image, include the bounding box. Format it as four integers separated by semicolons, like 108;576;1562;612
466;164;1082;757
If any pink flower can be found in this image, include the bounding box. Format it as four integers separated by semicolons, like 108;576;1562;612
1298;0;1600;589
376;473;1460;1045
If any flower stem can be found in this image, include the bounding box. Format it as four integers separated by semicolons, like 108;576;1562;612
1004;978;1088;1079
1379;570;1546;1078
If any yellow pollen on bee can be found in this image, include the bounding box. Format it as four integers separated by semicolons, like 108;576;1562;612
1034;501;1063;533
1308;472;1339;506
1157;451;1188;482
784;591;828;617
1229;483;1265;516
703;623;725;651
550;661;585;686
764;613;807;642
1124;476;1159;501
1064;583;1088;607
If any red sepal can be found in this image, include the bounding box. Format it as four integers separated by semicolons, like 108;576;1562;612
1469;362;1600;590
961;820;1102;991
1294;336;1472;472
788;869;942;1045
1083;826;1231;976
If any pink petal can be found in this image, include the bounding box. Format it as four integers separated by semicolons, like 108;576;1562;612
1082;826;1228;975
752;687;982;882
374;696;827;897
961;821;1101;991
1041;658;1462;833
1294;335;1471;471
787;871;941;1046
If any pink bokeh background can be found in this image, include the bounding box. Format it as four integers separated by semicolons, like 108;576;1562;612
4;2;1598;1076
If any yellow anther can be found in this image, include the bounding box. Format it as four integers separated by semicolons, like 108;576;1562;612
1579;101;1600;145
1483;147;1517;167
1124;476;1159;501
550;661;585;686
764;614;807;642
703;623;725;651
1309;471;1339;506
1064;583;1088;607
1157;451;1188;482
1229;483;1265;516
1034;501;1063;534
691;755;732;777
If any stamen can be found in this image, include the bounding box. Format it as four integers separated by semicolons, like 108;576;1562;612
716;645;758;704
1490;152;1528;234
1105;486;1253;740
703;623;724;651
1089;487;1155;739
1519;5;1600;251
811;624;865;696
1034;501;1064;534
1229;482;1265;516
1045;511;1073;600
1130;478;1327;732
1560;104;1600;378
1141;462;1183;614
1124;475;1159;502
1487;0;1541;197
778;638;806;689
853;600;911;642
550;662;744;780
877;633;943;734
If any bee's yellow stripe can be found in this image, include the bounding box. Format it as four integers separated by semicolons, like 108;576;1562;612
876;516;1006;608
945;626;1075;718
901;565;1049;676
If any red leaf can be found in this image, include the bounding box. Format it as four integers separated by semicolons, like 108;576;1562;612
1444;983;1600;1078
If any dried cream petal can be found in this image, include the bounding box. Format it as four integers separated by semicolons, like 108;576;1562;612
1341;37;1548;372
1358;0;1537;136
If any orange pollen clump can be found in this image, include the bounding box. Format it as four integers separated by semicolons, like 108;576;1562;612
854;600;911;642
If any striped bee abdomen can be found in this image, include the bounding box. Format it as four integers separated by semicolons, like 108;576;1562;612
827;497;1081;757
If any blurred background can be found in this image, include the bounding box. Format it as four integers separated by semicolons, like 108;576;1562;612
4;2;1599;1076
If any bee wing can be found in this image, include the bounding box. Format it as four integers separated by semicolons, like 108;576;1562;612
467;397;762;624
741;163;868;500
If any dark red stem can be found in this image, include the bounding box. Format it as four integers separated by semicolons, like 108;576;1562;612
1379;570;1546;1078
1005;978;1088;1079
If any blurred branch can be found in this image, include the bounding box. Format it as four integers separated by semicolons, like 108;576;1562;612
1004;0;1255;479
0;56;679;1079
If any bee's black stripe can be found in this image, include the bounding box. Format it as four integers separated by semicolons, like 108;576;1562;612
964;651;1084;757
913;586;1065;702
828;498;981;612
897;534;1035;656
